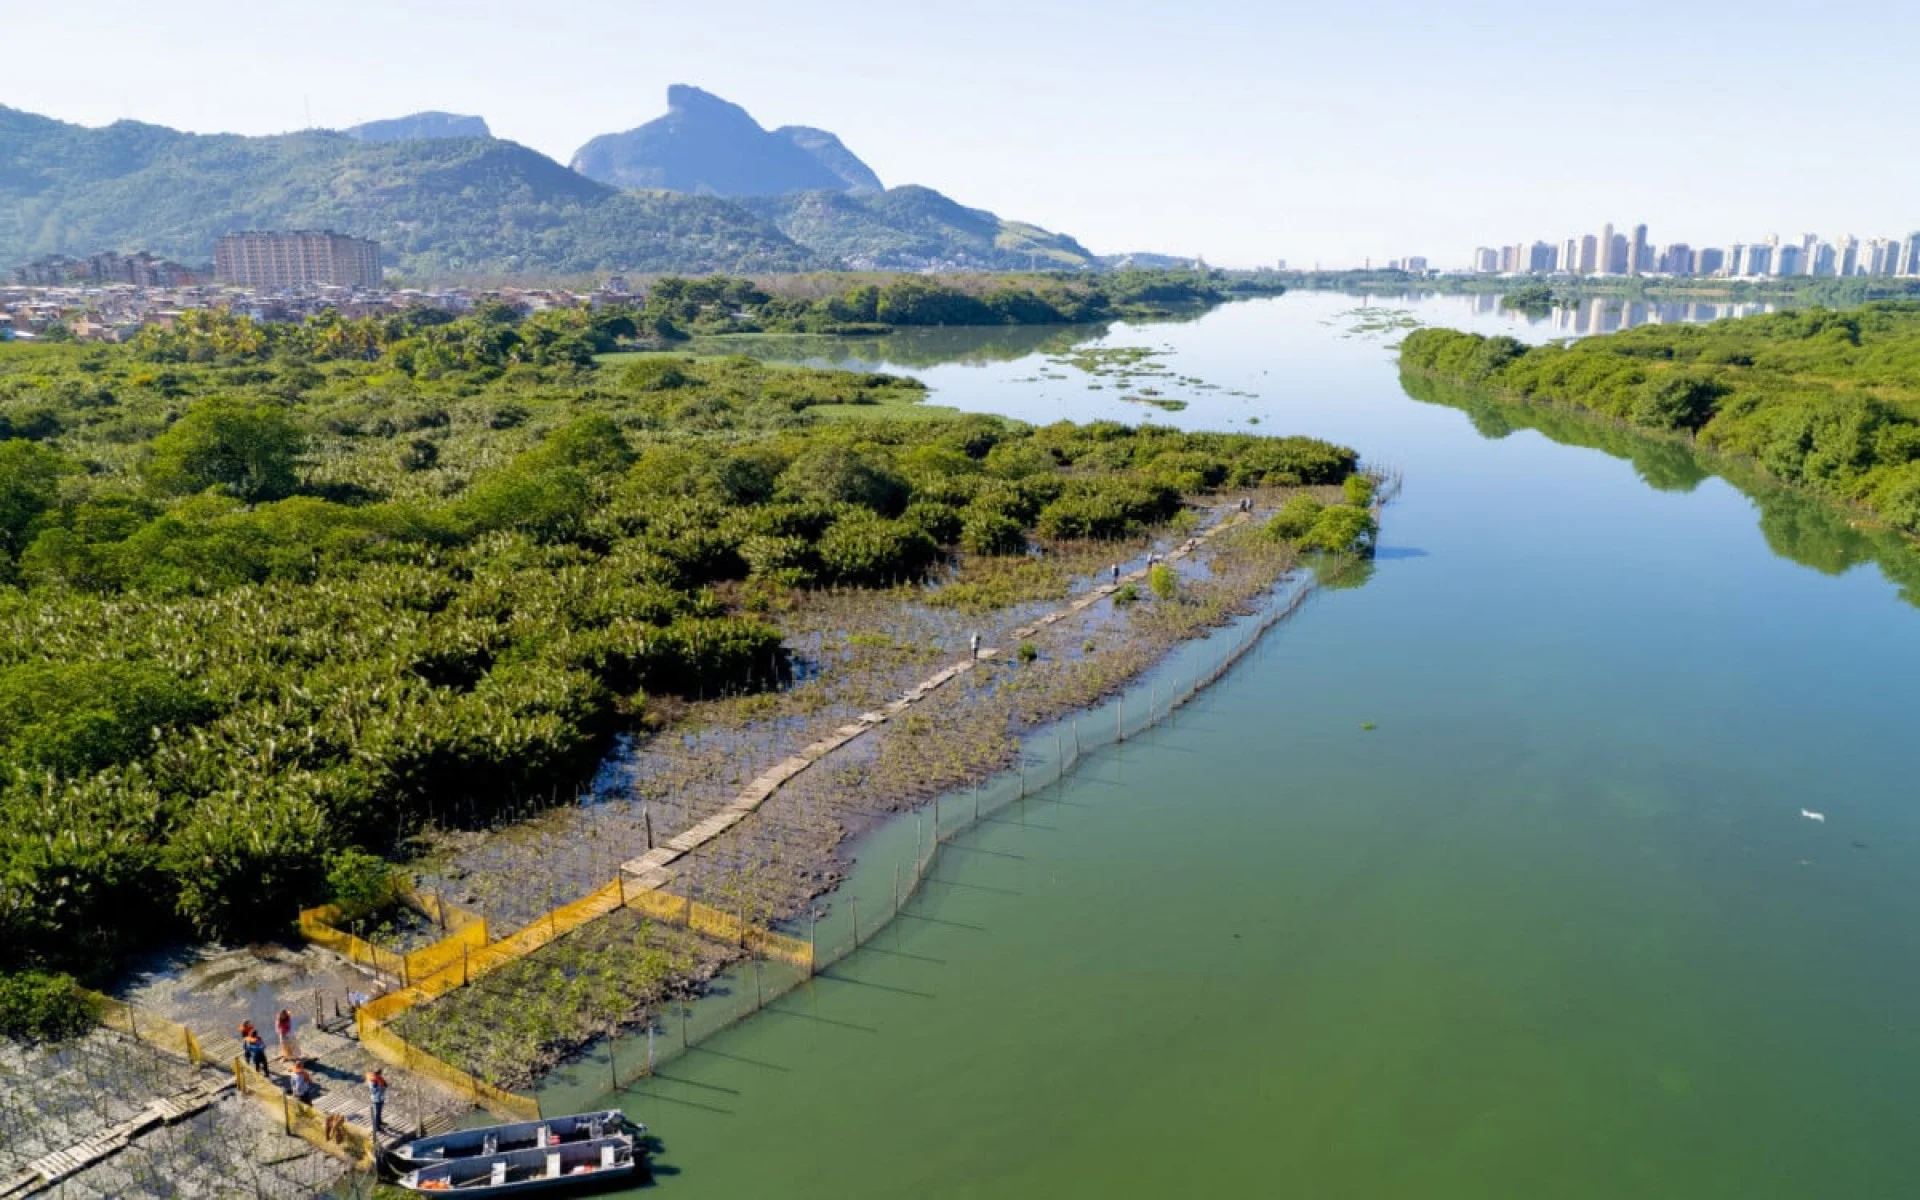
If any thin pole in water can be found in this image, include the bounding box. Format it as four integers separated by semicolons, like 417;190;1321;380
852;897;861;947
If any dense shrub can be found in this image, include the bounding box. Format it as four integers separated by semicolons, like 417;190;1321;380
0;327;1359;980
0;970;98;1042
1265;495;1324;541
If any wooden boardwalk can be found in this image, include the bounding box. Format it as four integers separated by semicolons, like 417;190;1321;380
620;513;1246;884
0;1075;233;1198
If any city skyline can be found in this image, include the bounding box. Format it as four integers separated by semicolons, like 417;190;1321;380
1469;223;1920;279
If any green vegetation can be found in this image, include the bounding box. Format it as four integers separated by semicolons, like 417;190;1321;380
0;970;98;1042
0;106;813;276
1501;283;1557;317
1147;562;1178;599
613;269;1281;339
1265;492;1378;556
1401;302;1920;535
0;307;1358;991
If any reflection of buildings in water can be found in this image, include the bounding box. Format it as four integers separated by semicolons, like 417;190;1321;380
1473;293;1499;315
1502;295;1775;338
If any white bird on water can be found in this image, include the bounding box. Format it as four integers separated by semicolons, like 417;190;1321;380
1800;809;1826;823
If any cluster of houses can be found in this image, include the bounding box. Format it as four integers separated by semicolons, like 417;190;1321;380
0;279;638;345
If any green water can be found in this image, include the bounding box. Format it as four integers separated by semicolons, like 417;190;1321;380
547;294;1920;1197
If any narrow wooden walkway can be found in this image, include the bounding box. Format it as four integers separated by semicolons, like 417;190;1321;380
620;511;1247;885
1;1075;233;1197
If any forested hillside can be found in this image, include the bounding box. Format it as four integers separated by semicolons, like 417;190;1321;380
0;106;816;276
740;186;1097;270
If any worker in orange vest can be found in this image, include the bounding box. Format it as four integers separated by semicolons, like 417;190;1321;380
368;1070;389;1134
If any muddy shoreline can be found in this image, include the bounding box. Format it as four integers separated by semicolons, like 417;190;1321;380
402;490;1347;1090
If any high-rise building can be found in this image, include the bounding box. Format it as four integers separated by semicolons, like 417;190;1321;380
1777;245;1803;276
1660;244;1694;276
1560;238;1579;273
1811;242;1838;277
1798;233;1818;275
1696;247;1726;277
1868;238;1898;275
1629;224;1650;275
1746;240;1775;277
1838;236;1859;277
1578;234;1598;274
1498;246;1516;274
1528;241;1556;273
1903;233;1920;277
1609;233;1630;274
213;230;382;290
1405;256;1428;274
1596;223;1615;274
1473;247;1499;274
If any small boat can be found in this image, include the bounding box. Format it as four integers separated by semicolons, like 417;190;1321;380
391;1111;636;1169
396;1136;639;1194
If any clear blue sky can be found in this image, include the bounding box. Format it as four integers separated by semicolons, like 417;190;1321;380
8;0;1918;267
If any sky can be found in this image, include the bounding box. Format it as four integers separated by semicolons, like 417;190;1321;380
8;0;1919;268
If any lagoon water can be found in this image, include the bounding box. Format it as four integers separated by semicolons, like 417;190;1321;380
554;293;1920;1197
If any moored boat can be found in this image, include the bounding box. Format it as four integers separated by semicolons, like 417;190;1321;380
390;1110;636;1169
395;1135;639;1194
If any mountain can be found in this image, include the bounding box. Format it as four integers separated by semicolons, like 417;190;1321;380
569;84;881;196
741;186;1097;271
345;112;492;142
0;105;816;276
0;94;1099;278
772;126;881;193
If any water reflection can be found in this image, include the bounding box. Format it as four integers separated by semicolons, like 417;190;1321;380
1458;292;1777;336
1400;370;1920;605
688;323;1112;370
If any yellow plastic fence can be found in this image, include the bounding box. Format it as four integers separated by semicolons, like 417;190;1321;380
91;993;205;1066
624;885;814;970
298;882;489;986
298;905;408;978
231;1058;376;1169
312;873;810;1125
357;1020;541;1122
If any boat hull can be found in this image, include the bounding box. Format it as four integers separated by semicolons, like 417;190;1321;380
396;1135;639;1195
390;1110;635;1169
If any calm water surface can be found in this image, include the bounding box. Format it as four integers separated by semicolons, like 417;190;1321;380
552;293;1920;1198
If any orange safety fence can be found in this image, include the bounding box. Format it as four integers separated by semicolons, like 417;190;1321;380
91;993;205;1066
231;1058;376;1169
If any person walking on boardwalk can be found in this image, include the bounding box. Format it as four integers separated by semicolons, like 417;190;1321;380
969;632;981;660
275;1008;296;1061
367;1070;389;1134
242;1029;269;1073
1110;563;1120;583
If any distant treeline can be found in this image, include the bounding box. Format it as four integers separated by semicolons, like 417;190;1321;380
1399;301;1920;535
628;268;1285;337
